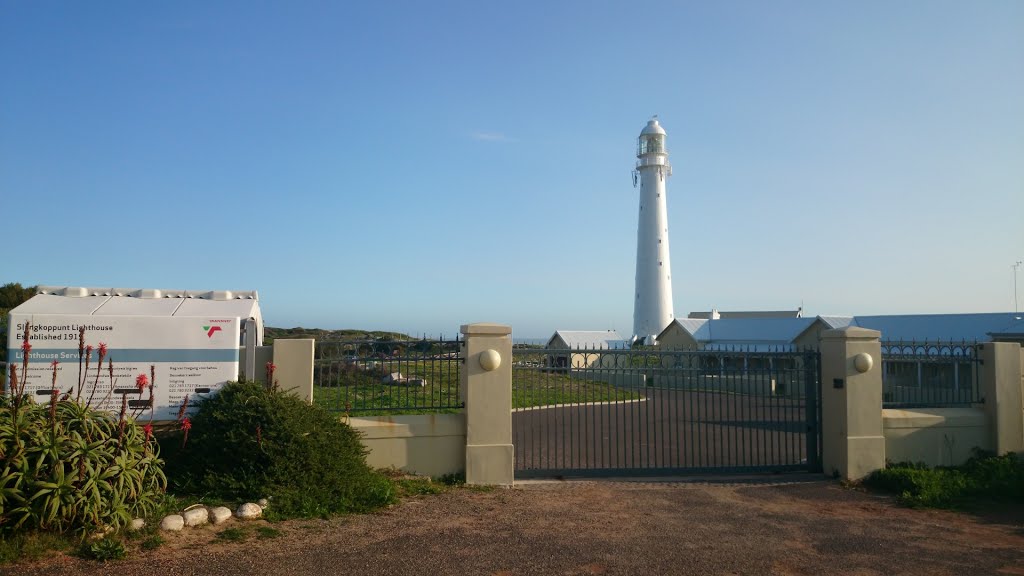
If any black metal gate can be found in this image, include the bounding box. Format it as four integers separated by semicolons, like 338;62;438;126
512;347;822;478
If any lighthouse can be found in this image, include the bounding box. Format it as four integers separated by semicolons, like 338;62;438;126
631;116;675;344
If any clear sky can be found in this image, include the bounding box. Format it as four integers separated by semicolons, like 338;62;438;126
3;1;1022;339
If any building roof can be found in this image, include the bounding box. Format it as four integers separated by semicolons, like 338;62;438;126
693;317;818;344
851;313;1024;342
818;316;855;329
688;310;803;320
547;330;628;349
654;312;1024;349
11;286;264;343
656;318;707;340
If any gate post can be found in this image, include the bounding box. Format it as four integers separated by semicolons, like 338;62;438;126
979;342;1024;455
820;326;885;481
461;323;514;486
803;350;821;472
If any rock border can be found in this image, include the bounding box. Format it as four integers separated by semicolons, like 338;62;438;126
157;498;270;532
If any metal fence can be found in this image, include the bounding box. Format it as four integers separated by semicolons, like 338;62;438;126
512;345;821;477
880;341;982;408
313;337;463;414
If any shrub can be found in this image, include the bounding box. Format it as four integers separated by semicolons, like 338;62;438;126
79;537;127;562
140;534;163;551
164;381;394;518
0;396;167;536
960;450;1024;501
864;451;1024;508
1;329;167;539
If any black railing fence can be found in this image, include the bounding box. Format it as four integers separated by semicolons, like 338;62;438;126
880;341;982;408
313;337;462;414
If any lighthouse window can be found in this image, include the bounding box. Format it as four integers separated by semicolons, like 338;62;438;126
659;261;662;266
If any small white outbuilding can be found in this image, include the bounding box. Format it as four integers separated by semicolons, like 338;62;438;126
7;286;263;419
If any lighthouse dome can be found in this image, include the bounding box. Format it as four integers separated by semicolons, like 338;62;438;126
640;118;666;136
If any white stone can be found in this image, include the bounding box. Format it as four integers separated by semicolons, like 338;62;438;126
160;515;185;531
209;506;232;525
182;506;209;527
129;518;146;532
235;503;262;520
256;498;269;509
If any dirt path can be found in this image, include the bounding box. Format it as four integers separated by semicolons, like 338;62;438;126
7;478;1024;576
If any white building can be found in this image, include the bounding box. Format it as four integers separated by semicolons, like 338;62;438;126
545;330;628;369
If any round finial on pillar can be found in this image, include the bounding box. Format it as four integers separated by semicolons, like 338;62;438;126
479;349;501;372
854;353;873;373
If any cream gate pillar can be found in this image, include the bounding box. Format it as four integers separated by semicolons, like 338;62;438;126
461;323;514;486
272;339;314;404
980;342;1024;455
820;326;886;481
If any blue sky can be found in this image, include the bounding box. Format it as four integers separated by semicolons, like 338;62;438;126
3;1;1022;338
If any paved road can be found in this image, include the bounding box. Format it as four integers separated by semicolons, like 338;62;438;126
12;479;1024;576
514;388;814;475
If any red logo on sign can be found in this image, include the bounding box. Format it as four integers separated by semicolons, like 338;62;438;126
204;326;222;338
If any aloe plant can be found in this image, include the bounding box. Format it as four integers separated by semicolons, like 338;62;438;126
0;328;167;537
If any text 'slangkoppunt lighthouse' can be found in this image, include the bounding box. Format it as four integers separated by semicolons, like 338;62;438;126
632;116;675;344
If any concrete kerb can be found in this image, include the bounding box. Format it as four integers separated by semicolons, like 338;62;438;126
512;397;648;413
514;472;829;486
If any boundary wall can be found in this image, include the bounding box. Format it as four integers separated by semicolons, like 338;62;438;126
821;329;1022;480
273;328;1022;484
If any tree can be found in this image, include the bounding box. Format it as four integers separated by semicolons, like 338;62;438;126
1;282;37;362
0;282;36;310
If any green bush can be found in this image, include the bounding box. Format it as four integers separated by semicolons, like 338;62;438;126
864;451;1024;508
164;381;395;518
960;450;1024;500
79;536;127;562
0;396;167;536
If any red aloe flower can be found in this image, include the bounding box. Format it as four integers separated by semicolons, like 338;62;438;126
86;344;93;357
180;416;192;449
97;342;108;360
21;340;31;354
51;360;59;369
176;395;190;421
135;373;149;392
143;423;154;441
265;362;276;383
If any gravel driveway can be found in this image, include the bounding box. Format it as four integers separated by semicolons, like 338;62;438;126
7;477;1024;576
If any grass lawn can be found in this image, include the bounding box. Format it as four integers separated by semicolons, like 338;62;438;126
313;359;642;415
512;369;641;409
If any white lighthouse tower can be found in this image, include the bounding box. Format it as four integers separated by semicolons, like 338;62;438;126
631;116;675;344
